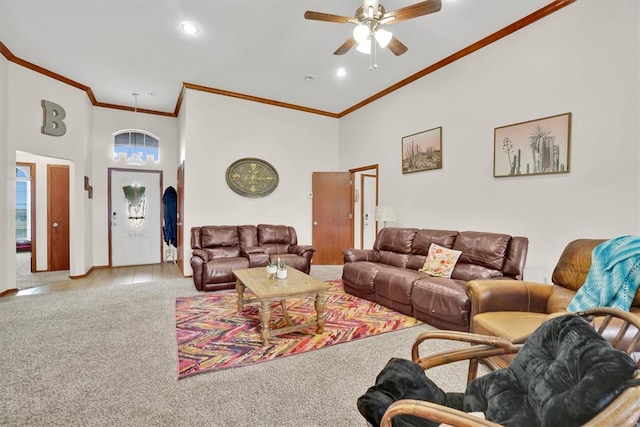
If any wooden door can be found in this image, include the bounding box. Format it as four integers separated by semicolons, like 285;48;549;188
177;161;185;273
47;164;70;271
312;172;352;264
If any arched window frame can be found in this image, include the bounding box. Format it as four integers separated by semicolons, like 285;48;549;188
113;129;160;164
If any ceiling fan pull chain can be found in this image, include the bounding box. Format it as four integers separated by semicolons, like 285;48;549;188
370;35;377;71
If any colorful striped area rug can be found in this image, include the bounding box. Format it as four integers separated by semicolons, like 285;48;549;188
176;279;422;378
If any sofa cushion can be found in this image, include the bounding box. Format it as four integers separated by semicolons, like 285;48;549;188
258;224;290;244
374;267;424;306
451;263;502;281
378;251;411;268
201;226;239;249
374;228;418;254
421;244;462;278
454;231;510;271
204;257;250;283
411;229;459;255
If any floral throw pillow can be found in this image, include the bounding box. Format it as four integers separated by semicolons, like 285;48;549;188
421;243;462;278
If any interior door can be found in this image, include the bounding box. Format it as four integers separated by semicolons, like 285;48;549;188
361;174;377;249
109;168;162;266
177;161;185;273
47;164;70;271
312;172;352;264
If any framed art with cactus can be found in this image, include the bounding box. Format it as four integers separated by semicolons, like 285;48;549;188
494;112;571;178
401;126;442;174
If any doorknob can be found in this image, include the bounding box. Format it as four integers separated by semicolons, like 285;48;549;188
313;221;318;226
52;222;59;228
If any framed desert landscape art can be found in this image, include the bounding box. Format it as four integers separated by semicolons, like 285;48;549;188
402;126;442;174
494;112;571;178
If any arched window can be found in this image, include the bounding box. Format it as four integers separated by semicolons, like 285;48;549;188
113;130;159;163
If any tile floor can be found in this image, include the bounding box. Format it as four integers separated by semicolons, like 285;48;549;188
7;263;343;297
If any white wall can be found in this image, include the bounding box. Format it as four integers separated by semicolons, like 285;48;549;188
91;107;178;266
5;64;93;287
1;0;639;291
0;54;9;292
339;0;640;282
180;89;340;275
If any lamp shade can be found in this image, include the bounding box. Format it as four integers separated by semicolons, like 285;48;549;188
375;205;397;222
353;24;370;44
375;29;392;48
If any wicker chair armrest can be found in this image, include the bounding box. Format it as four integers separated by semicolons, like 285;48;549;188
381;399;501;427
411;330;520;370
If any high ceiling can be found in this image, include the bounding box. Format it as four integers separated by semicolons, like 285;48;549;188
0;0;564;116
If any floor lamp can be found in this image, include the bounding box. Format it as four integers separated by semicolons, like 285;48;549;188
375;205;396;228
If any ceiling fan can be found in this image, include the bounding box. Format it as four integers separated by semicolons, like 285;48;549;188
304;0;442;58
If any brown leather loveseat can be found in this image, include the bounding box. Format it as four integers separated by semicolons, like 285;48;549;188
190;224;315;291
342;227;529;331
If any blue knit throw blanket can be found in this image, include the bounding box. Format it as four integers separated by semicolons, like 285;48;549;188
567;235;640;312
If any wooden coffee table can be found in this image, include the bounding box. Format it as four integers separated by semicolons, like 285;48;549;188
233;267;331;346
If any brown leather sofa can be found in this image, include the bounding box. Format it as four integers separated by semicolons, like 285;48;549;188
467;238;640;368
342;228;529;331
190;224;315;291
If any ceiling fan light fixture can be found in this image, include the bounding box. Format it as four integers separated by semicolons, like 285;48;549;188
353;24;370;44
356;42;371;54
375;29;392;48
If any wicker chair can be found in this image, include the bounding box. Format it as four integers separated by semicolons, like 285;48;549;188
379;308;640;427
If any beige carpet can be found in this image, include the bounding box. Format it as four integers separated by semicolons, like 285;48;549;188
15;251;70;290
1;269;476;426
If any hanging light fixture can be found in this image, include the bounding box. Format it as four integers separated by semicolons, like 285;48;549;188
128;93;144;165
350;1;394;71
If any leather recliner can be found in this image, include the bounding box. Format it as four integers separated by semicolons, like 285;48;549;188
467;238;640;368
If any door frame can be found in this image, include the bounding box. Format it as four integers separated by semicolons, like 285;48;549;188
16;162;36;273
108;167;164;267
177;161;185;274
349;164;379;249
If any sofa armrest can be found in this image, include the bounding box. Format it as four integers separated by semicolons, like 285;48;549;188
467;279;553;318
192;249;209;262
343;248;379;263
289;245;315;257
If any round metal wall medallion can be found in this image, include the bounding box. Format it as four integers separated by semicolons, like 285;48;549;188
225;157;279;198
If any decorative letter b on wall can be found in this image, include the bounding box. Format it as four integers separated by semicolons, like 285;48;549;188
41;100;67;136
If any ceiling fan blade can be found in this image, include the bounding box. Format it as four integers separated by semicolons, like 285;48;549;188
304;11;357;24
334;37;357;55
387;36;408;56
382;0;442;24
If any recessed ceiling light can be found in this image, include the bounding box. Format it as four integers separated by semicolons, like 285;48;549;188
180;21;199;35
336;67;346;78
